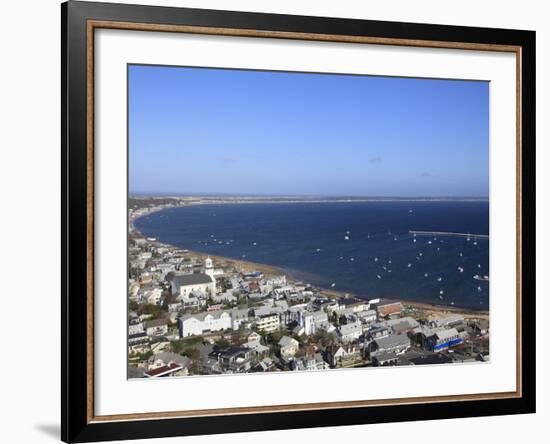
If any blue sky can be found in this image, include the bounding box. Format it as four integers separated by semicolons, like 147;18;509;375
129;65;489;197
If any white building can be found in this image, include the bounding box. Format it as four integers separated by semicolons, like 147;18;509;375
336;321;363;343
178;310;231;337
204;256;224;278
303;310;329;335
255;313;280;333
145;288;163;305
278;336;299;358
169;273;215;298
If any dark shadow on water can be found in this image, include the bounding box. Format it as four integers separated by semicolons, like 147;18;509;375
35;424;59;440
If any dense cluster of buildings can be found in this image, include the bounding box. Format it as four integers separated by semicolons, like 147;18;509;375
127;220;490;378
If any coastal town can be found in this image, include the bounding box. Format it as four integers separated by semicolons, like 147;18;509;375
128;198;490;378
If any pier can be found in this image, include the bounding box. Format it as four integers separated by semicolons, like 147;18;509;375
409;230;489;239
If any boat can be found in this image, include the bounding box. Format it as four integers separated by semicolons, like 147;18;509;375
473;274;489;281
344;235;350;240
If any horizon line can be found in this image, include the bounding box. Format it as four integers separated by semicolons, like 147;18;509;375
129;192;489;199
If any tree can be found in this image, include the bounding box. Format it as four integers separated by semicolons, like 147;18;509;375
183;347;200;360
215;338;230;349
138;303;166;320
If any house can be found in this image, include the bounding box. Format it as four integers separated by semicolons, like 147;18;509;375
128;318;144;335
243;339;270;359
210;347;253;373
144;319;168;337
356;309;378;325
472;319;490;336
144;362;184;378
336;321;363;343
255;313;280;333
128;332;150;353
179;310;232;337
231;308;251;330
168;273;215;298
367;325;391;340
376;301;403;318
247;331;262;344
144;288;163;305
337;298;370;313
278;336;299;358
426;328;463;351
371;334;411;356
303;353;330;371
386;317;419;334
434;314;465;329
328;344;361;367
148;352;191;376
303;310;329;335
167;300;182;313
372;351;400;366
251;357;276;372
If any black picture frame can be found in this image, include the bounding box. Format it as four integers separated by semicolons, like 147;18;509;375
62;1;536;442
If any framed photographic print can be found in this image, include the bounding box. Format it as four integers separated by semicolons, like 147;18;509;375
61;1;536;442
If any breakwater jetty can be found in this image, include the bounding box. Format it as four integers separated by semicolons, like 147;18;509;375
409;230;489;239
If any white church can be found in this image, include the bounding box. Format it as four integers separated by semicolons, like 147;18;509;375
168;256;221;299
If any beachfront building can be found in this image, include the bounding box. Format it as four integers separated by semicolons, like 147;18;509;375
169;273;215;298
426;328;463;352
370;334;411;356
376;301;404;318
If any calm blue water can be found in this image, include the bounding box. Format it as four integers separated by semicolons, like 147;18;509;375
134;202;489;310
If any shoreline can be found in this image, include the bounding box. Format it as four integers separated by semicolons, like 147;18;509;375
131;207;489;320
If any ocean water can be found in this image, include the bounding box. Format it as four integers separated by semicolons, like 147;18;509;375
134;201;489;310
